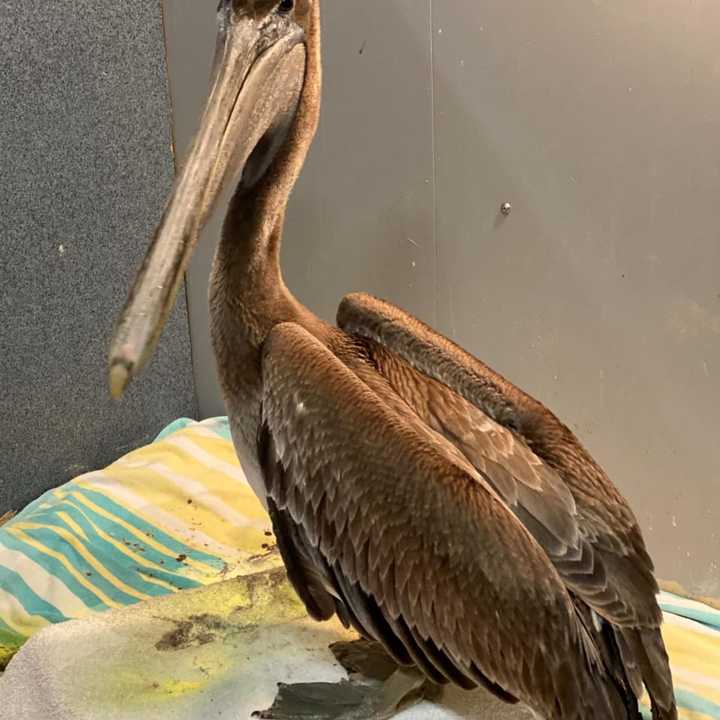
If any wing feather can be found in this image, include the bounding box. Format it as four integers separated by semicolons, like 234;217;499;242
338;292;661;627
259;322;629;720
337;292;675;718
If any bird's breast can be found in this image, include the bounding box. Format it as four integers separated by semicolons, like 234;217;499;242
227;392;269;510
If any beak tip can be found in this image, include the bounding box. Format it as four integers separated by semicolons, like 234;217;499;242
109;362;132;400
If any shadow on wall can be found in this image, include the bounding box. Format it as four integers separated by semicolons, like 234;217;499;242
163;0;437;419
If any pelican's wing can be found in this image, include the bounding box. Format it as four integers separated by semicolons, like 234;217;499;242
337;292;659;624
259;321;625;720
337;293;676;716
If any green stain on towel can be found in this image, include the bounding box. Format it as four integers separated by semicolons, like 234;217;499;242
65;567;308;713
0;619;25;670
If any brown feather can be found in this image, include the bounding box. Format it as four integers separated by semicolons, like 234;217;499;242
337;291;675;719
259;321;637;720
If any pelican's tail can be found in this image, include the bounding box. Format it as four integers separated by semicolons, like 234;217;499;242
575;604;643;719
616;627;678;720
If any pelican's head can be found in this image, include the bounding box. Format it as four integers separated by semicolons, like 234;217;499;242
109;0;318;398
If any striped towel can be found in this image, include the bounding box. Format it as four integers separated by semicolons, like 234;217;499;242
0;418;718;719
653;594;720;718
0;417;281;669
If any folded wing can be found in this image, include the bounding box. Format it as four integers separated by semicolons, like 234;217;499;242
259;321;630;720
337;292;676;718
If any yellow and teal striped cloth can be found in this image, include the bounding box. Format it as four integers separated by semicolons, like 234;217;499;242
0;417;718;719
0;418;278;667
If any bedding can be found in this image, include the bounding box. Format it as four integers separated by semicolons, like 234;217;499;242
0;417;718;719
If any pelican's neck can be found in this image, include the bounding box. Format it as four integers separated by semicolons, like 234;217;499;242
212;189;287;324
210;4;322;352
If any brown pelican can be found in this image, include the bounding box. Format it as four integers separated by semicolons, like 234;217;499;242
109;2;676;718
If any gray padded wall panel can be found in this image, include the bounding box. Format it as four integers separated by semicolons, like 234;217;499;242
0;0;197;513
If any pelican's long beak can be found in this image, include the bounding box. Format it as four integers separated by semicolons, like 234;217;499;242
109;3;306;398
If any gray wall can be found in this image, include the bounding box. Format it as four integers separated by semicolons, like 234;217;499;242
164;1;720;595
0;0;196;513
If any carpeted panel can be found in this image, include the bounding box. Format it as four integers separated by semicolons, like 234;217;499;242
0;0;197;513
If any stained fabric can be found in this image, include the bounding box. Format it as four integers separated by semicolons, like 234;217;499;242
0;418;718;719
